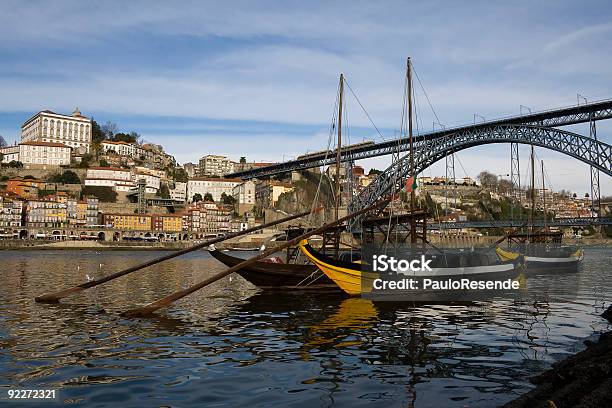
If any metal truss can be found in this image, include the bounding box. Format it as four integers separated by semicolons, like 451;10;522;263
428;217;612;229
348;124;612;228
228;99;612;179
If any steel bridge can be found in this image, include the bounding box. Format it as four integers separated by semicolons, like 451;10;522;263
227;99;612;179
427;217;612;230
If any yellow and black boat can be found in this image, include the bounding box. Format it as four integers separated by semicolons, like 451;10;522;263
299;239;523;296
496;246;583;273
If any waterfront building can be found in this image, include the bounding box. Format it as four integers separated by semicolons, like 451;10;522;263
232;180;255;215
255;181;294;208
152;214;183;232
180;201;232;233
25;196;68;228
186;177;242;203
181;205;201;231
0;195;24;227
86;196;100;226
198;155;235;177
102;213;152;231
21;108;92;153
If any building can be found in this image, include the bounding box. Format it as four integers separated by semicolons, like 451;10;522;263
18;141;72;167
0;145;19;163
232;180;255;215
152;214;183;232
169;181;187;202
84;167;160;194
181;201;232;233
86;196;100;226
198;155;235;177
0;195;24;227
183;162;199;178
6;177;44;199
103;213;152;231
25;196;68;228
255;181;294;208
101;141;145;159
21;108;92;153
187;177;242;202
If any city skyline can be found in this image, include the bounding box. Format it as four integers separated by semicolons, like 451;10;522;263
0;0;611;195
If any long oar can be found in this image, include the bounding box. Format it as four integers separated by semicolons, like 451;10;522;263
121;198;391;317
35;208;321;303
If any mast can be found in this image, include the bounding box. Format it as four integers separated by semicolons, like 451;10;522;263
529;145;535;232
335;74;344;222
407;58;417;244
542;160;547;231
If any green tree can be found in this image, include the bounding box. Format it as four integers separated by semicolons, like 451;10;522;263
192;193;203;202
174;168;188;182
239;156;246;164
160;184;170;199
368;168;382;176
203;192;214;202
221;192;236;205
48;170;80;184
91;119;106;144
99;159;110;167
81;186;117;203
8;161;23;168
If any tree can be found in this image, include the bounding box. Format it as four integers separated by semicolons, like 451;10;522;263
101;121;118;139
160;184;170;199
368;168;382;176
91;119;106;145
48;170;80;184
81;186;117;203
174;168;188;183
239;156;246;164
113;132;139;144
221;192;236;205
8;160;23;168
0;153;3;163
192;193;203;202
204;192;214;202
477;171;498;189
99;159;110;167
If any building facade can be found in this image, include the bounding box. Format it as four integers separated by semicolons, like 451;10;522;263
232;180;255;215
18;141;71;166
21;108;92;152
101;141;145;159
187;177;242;202
198;155;235;177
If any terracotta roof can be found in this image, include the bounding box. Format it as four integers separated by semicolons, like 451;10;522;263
20;141;71;148
102;140;135;146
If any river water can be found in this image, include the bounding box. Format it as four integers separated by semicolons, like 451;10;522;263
0;248;610;407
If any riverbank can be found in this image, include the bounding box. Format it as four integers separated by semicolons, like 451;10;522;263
502;308;612;408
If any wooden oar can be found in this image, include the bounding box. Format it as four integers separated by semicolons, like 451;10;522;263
35;208;321;303
121;198;391;317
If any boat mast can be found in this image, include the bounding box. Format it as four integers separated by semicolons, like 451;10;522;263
542;159;547;231
407;58;417;244
335;74;343;222
529;145;535;233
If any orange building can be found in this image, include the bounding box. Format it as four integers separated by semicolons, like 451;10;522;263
6;177;44;199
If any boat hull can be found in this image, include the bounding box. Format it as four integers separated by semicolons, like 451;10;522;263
209;250;335;288
300;241;521;296
496;247;582;273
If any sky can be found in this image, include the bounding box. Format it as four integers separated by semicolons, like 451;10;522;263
0;0;611;195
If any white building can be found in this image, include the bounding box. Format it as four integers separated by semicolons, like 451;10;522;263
232;180;255;215
199;155;235;177
187;177;242;202
0;145;20;163
84;167;160;194
19;141;71;166
101;141;144;158
170;182;187;202
21;108;92;153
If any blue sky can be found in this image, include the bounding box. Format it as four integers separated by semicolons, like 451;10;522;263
1;0;611;195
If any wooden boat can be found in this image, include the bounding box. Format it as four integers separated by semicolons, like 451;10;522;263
209;249;338;290
496;246;583;273
299;240;523;296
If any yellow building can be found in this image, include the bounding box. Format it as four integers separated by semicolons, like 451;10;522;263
103;213;152;231
152;215;183;232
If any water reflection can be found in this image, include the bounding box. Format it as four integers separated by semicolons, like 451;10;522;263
0;247;610;407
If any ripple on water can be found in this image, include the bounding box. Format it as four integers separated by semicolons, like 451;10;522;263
0;248;610;407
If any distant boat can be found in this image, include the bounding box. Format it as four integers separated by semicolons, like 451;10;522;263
209;249;338;290
496;245;583;273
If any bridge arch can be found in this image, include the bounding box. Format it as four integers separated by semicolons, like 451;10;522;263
349;124;612;220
